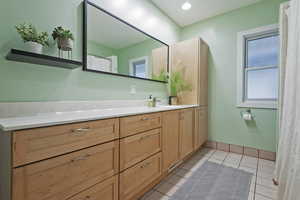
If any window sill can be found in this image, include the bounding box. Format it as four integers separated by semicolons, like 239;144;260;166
237;101;278;109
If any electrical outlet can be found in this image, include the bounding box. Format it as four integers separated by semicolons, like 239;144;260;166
130;85;136;94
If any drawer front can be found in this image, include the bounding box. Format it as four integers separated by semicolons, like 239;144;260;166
12;141;119;200
120;128;162;171
68;176;118;200
13;118;119;167
120;153;162;200
120;113;162;138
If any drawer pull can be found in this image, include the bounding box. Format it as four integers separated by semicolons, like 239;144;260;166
71;127;91;134
141;117;149;121
139;135;151;142
140;162;151;168
71;154;91;162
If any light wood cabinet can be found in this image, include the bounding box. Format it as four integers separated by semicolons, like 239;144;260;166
68;176;118;200
163;108;195;172
4;108;200;200
162;110;181;171
194;107;208;150
120;128;162;171
120;153;162;200
120;113;162;138
13;118;119;167
152;46;168;78
12;141;119;200
171;38;208;106
179;109;194;159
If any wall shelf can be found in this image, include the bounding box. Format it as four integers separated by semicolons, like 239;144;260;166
6;49;82;69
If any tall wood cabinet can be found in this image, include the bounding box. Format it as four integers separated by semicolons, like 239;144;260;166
170;38;209;156
170;38;208;106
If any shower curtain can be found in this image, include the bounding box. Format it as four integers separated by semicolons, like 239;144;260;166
275;0;300;199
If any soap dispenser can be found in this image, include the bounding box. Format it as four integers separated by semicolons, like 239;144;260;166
148;95;153;107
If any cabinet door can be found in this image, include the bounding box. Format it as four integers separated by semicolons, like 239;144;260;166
162;110;180;171
120;128;162;171
198;107;208;147
194;108;201;150
120;113;162;138
13;141;119;200
13;118;119;167
180;109;194;160
171;38;199;105
120;153;162;200
68;176;118;200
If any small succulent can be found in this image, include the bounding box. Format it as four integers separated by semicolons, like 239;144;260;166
52;26;74;41
15;23;49;46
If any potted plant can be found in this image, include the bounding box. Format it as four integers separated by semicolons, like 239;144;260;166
169;71;192;105
52;26;74;51
15;23;49;54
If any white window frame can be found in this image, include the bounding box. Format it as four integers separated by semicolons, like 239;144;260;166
237;24;279;109
129;56;149;78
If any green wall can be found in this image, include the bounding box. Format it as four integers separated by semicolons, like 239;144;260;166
0;0;169;102
87;40;116;57
116;39;162;75
180;0;285;151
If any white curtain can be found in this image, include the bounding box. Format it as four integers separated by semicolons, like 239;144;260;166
275;0;300;199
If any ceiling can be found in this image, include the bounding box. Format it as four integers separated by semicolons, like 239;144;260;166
151;0;262;27
88;4;148;49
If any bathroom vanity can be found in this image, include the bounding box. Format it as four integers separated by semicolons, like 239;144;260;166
0;105;208;200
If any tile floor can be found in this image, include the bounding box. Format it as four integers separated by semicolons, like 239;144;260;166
140;148;278;200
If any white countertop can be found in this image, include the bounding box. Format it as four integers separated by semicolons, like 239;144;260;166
0;105;199;131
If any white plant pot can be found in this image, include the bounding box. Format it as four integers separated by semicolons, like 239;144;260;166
25;41;43;54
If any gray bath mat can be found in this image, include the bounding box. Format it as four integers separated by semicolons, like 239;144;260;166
170;161;252;200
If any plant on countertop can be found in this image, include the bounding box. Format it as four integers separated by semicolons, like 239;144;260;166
170;70;192;97
15;23;49;46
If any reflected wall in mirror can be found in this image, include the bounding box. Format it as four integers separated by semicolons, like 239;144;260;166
83;0;169;83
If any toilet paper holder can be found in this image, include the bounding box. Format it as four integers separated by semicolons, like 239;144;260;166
240;109;255;120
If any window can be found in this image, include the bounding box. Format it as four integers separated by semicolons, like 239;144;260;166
237;24;279;109
129;56;148;78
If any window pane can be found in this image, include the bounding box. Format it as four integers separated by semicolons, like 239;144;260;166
247;68;278;100
247;35;279;67
134;62;146;78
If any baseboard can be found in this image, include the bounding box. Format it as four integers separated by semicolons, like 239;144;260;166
205;141;276;161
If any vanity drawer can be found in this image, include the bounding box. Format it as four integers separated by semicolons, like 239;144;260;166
12;141;119;200
120;128;162;171
68;175;118;200
120;153;162;200
120;113;162;138
13;118;119;167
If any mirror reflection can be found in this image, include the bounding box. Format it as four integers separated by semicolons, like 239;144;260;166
85;2;169;82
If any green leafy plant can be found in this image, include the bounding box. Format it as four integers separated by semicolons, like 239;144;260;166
152;69;169;82
15;23;49;46
52;26;74;41
170;71;192;96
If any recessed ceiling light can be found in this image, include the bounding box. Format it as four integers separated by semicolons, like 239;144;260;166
181;2;192;11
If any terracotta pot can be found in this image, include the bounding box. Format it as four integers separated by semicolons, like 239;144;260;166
57;38;73;51
25;41;43;54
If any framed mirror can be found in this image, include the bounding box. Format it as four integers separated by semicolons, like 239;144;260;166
83;0;169;83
